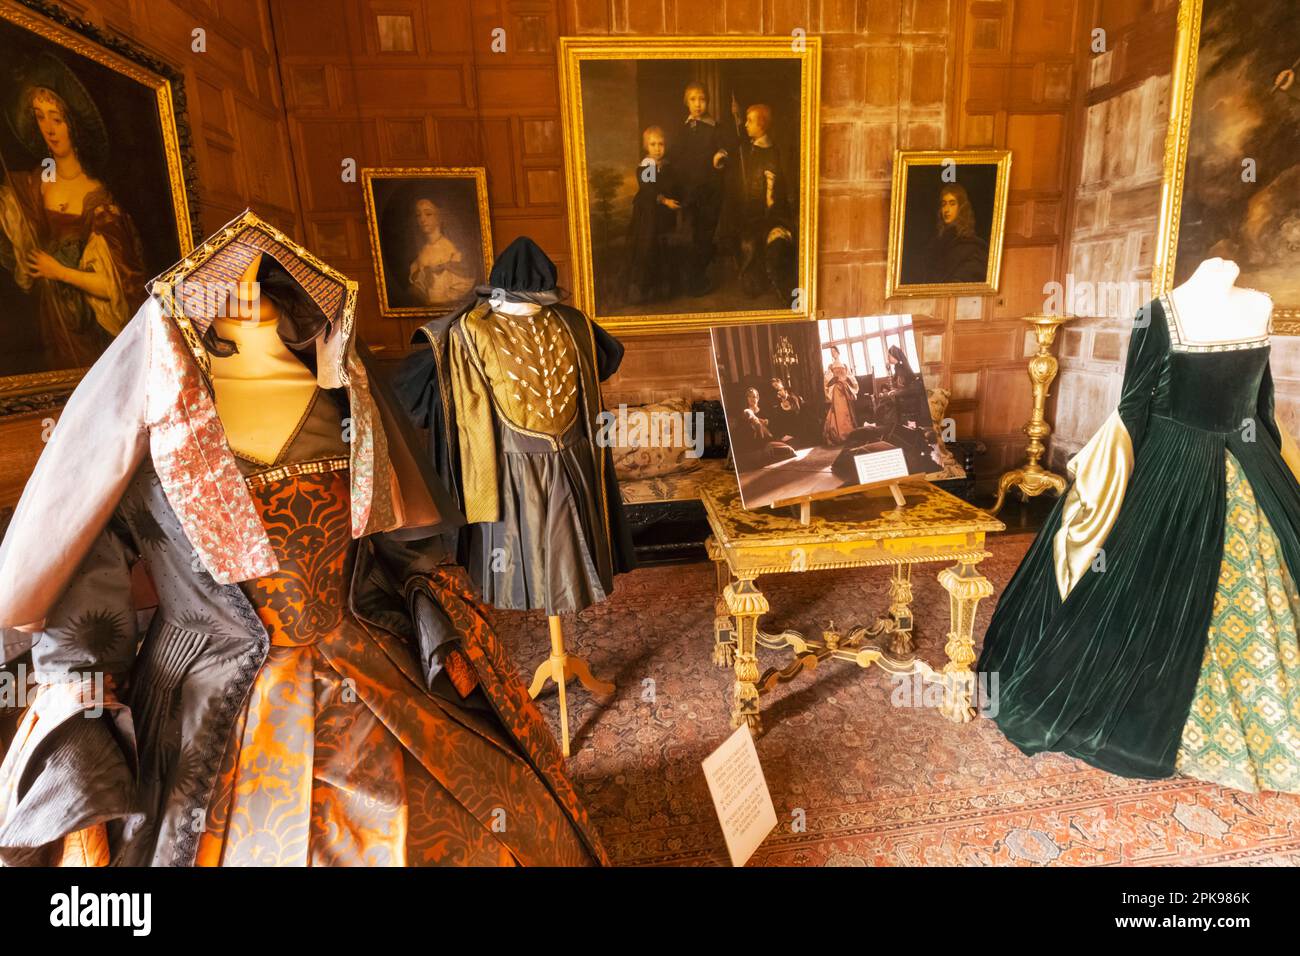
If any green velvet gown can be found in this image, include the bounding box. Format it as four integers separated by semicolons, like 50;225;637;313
978;295;1300;789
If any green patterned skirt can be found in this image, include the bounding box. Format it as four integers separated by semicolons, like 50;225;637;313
1176;452;1300;792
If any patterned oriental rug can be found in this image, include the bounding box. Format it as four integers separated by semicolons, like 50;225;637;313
495;533;1300;867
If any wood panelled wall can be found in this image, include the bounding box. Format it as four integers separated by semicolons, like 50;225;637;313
4;0;1179;507
268;0;1101;488
1052;0;1177;467
562;0;1096;487
939;0;1088;483
1053;0;1300;467
269;0;572;355
0;0;300;513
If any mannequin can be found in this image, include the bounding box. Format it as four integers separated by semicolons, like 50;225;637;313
977;258;1300;793
209;253;318;465
1166;260;1300;479
399;236;636;757
1168;257;1272;343
477;297;615;754
0;211;608;866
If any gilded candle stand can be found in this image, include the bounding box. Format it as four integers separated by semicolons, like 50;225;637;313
991;313;1073;514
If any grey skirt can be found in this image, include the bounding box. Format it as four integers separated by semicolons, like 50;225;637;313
465;420;614;614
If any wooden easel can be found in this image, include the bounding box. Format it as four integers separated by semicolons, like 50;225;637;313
784;481;909;525
527;615;614;757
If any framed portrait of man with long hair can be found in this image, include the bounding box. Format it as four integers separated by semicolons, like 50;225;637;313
885;149;1012;299
0;0;197;412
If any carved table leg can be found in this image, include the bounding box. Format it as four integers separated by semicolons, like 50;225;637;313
860;563;916;658
724;577;767;733
706;536;735;667
883;563;915;657
937;557;995;723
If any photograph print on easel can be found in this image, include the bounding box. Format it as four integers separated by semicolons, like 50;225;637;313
710;313;962;510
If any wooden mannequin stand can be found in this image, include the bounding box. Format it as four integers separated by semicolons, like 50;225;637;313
527;615;615;757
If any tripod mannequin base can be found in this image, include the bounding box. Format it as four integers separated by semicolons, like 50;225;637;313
527;615;615;757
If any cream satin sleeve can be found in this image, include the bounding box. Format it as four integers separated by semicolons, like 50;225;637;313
1051;409;1135;602
1050;299;1170;602
79;231;129;336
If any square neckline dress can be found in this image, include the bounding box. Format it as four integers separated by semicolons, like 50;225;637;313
192;390;599;865
977;295;1300;791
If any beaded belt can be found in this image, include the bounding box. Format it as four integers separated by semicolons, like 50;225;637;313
244;456;350;492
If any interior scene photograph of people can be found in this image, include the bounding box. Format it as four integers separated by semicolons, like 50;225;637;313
0;0;1296;923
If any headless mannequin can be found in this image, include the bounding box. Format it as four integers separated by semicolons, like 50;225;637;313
210;254;318;464
486;295;615;755
1170;257;1300;479
1168;257;1273;343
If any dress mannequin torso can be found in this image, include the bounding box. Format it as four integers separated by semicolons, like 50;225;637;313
445;281;621;753
979;255;1300;793
1168;257;1272;344
209;254;319;464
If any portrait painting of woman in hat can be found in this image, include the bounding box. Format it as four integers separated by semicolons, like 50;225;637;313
0;51;146;372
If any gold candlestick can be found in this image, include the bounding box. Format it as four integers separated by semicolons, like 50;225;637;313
991;313;1073;514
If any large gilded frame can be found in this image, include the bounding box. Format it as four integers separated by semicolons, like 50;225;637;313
557;35;821;335
884;149;1012;299
0;0;198;411
1154;0;1300;333
360;165;493;318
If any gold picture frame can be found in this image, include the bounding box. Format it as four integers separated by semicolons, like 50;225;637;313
361;166;493;317
0;0;197;410
558;35;821;335
885;149;1012;299
1154;0;1300;332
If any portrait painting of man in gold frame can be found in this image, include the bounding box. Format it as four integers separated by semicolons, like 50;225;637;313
558;36;821;335
885;149;1012;300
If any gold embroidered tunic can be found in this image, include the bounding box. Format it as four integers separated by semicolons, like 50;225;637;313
409;267;634;616
449;302;582;524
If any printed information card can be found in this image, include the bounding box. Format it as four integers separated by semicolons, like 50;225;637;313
854;447;909;486
702;724;777;867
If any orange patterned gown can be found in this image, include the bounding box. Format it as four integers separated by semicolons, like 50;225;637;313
195;458;594;866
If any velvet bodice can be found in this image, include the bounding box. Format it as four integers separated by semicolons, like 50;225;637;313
1158;346;1271;434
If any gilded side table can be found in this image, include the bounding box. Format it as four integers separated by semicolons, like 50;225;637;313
701;472;1005;733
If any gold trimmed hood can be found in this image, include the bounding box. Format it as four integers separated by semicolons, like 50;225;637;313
0;210;459;631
